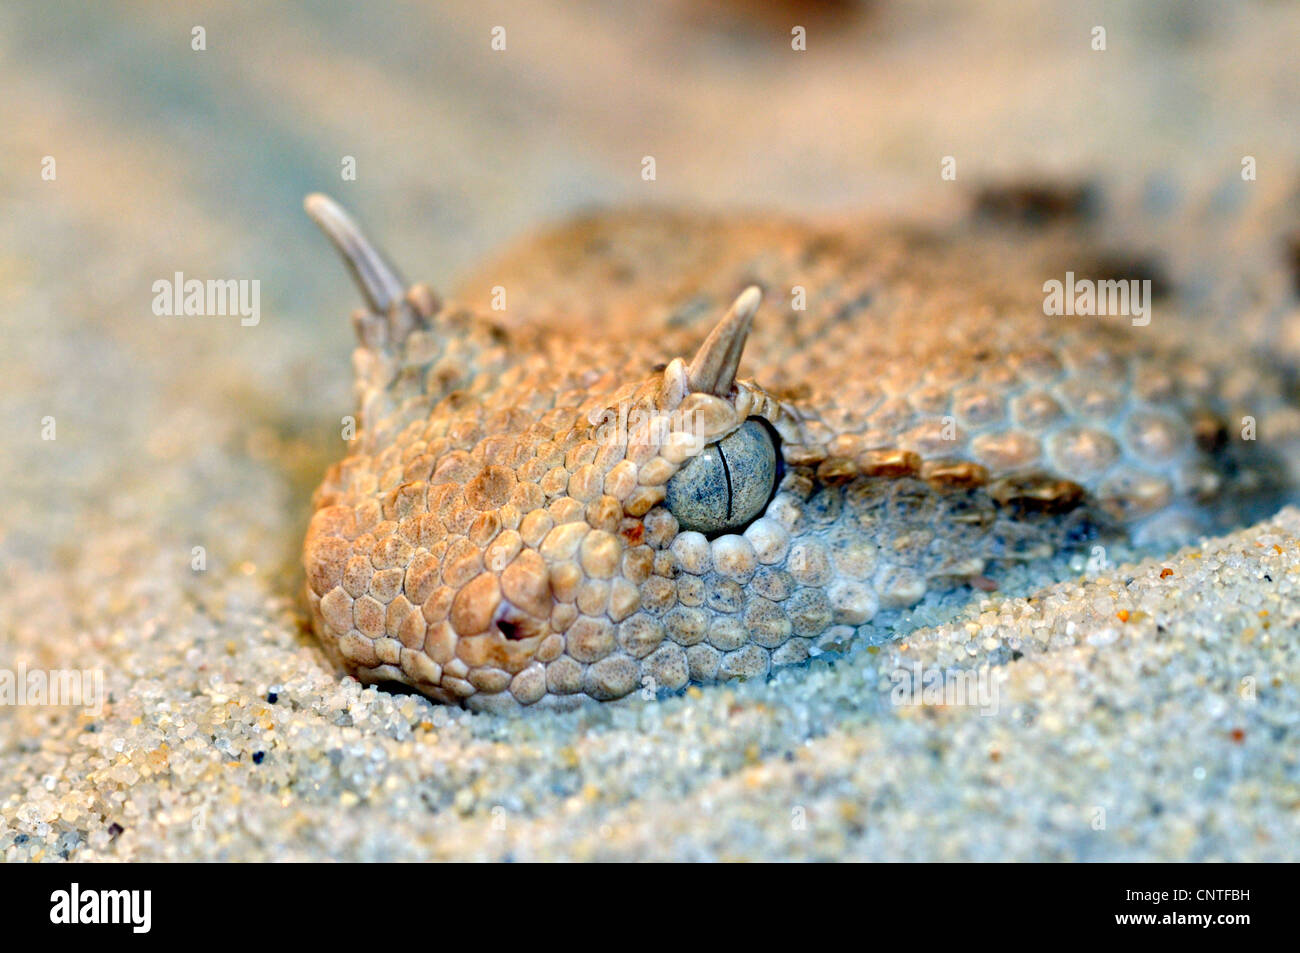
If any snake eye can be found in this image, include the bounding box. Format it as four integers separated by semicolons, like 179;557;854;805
664;418;779;535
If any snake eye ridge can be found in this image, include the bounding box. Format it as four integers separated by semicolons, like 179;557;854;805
664;418;780;536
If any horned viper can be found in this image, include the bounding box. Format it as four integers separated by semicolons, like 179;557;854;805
301;193;1293;712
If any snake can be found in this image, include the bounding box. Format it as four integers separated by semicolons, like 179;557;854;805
300;192;1294;712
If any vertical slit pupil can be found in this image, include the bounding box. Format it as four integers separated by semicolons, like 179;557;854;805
718;445;735;523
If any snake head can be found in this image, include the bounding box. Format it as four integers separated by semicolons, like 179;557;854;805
302;196;803;711
304;198;1266;713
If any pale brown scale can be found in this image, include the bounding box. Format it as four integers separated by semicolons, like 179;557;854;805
302;197;1294;711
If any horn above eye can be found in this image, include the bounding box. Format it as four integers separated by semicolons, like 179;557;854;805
304;193;406;314
686;286;762;397
664;419;779;535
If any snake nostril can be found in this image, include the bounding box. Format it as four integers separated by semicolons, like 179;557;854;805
492;598;544;642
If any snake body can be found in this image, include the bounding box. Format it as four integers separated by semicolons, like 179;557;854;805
302;196;1293;711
